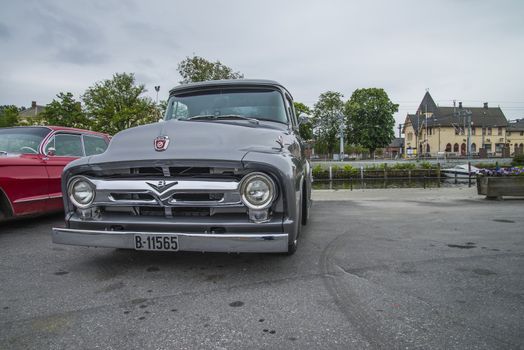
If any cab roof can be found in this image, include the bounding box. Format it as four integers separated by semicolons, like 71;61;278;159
169;79;293;99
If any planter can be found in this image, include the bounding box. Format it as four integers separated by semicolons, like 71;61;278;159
477;176;524;199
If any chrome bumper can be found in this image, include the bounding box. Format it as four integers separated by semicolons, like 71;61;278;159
52;228;288;253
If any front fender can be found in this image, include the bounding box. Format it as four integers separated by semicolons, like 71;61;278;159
242;151;305;244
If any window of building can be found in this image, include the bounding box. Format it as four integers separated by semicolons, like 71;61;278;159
508;131;512;136
488;127;492;135
407;132;413;141
482;128;486;136
471;127;476;135
498;127;503;136
521;131;524;136
471;143;477;153
453;143;459;152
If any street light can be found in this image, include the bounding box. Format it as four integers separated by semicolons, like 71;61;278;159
338;114;344;162
432;117;441;153
154;86;160;104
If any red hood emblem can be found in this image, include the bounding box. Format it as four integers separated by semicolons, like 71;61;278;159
154;136;170;151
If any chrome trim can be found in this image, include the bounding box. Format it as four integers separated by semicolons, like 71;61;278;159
13;195;49;204
68;176;95;209
239;172;277;210
88;177;243;208
52;227;288;253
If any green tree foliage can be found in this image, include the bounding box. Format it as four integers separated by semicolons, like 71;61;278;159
312;91;345;155
177;55;244;84
40;92;91;129
345;88;398;156
294;101;313;140
0;105;19;127
158;99;168;118
82;73;157;135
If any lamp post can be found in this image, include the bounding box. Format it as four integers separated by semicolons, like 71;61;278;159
433;117;440;153
338;114;344;162
466;110;472;160
154;86;160;104
416;113;420;159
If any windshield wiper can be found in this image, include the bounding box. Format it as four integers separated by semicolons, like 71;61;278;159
186;114;259;124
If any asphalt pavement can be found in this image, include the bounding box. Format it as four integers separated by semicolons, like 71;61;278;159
0;188;523;349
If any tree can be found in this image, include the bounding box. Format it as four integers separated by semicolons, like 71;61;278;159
40;92;91;129
312;91;345;155
294;101;313;140
82;73;157;135
177;55;244;84
0;105;19;127
345;88;398;157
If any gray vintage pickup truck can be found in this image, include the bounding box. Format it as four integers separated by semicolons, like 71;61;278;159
52;79;312;255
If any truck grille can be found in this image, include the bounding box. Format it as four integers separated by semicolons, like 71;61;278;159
82;172;245;219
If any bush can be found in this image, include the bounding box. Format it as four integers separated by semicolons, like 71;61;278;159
512;154;524;166
343;165;359;176
391;163;416;170
312;164;329;179
420;161;433;169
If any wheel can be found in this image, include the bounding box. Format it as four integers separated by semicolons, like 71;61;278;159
301;183;309;226
286;237;298;255
285;192;303;256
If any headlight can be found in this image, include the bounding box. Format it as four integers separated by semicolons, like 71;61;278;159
68;176;95;208
240;172;276;210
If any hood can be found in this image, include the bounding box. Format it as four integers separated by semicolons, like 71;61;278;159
89;120;288;164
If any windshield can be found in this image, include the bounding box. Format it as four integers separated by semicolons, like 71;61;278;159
165;88;288;124
0;127;50;154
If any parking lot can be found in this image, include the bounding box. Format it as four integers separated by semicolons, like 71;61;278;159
1;187;523;349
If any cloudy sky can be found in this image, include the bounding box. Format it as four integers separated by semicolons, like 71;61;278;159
1;0;523;128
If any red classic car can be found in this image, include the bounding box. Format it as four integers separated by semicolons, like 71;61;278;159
0;126;110;221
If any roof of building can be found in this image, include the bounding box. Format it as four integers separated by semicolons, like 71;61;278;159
18;105;46;118
507;119;524;131
405;92;508;135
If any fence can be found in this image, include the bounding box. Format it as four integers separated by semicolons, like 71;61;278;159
313;163;476;190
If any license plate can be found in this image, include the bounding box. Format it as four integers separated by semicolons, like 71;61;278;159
134;234;179;251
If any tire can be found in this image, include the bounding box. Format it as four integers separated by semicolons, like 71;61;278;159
285;191;303;256
0;189;12;221
286;238;298;255
301;182;309;226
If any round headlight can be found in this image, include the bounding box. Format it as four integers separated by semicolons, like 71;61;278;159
68;177;95;208
240;172;276;210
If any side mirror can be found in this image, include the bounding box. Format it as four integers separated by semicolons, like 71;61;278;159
298;113;311;126
47;147;56;156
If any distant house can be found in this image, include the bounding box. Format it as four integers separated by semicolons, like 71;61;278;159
507;119;524;155
383;137;404;158
403;92;509;158
18;101;46;124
